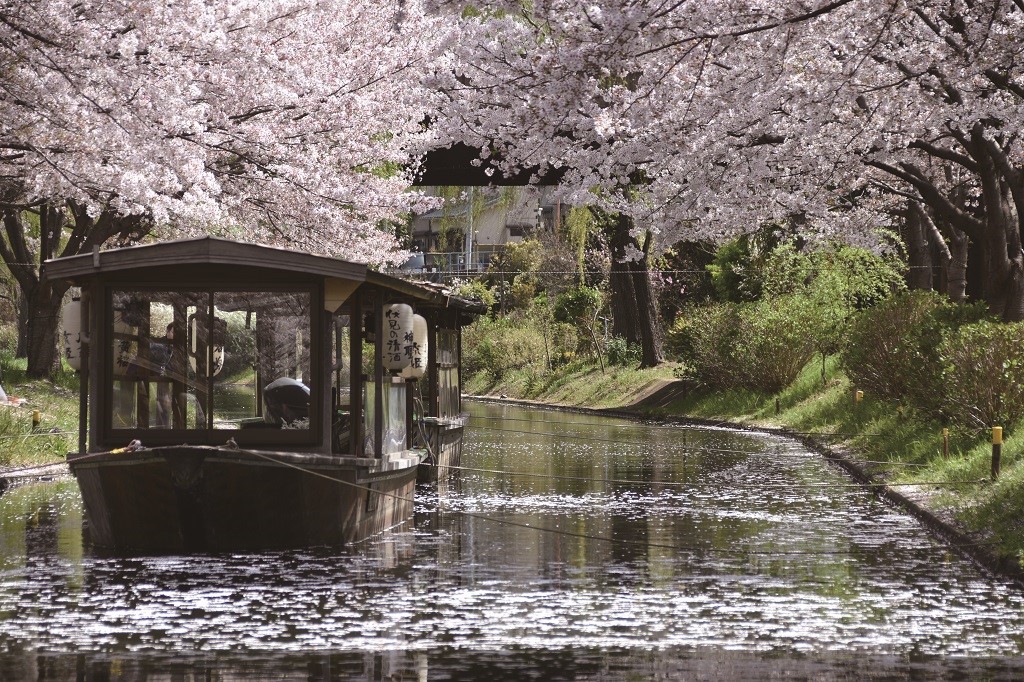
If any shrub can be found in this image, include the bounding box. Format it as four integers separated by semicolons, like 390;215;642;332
842;291;991;412
553;286;601;324
665;303;744;387
939;321;1024;430
461;314;551;380
605;336;642;366
734;296;817;393
667;298;816;392
454;280;496;310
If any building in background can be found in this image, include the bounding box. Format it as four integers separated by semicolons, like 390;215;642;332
403;187;564;276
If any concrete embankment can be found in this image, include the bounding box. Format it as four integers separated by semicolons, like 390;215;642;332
0;461;70;495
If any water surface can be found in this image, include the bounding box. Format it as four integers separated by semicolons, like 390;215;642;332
1;402;1023;679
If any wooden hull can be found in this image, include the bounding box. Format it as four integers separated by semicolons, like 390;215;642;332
68;446;421;553
417;419;464;484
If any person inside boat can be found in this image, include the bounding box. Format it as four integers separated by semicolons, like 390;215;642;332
263;376;310;427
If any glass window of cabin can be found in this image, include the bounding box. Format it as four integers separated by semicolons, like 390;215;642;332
109;288;313;437
331;314;352;453
110;290;207;430
212;290;311;430
437;329;460;419
362;378;407;455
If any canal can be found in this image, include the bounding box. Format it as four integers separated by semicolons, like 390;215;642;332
1;401;1024;679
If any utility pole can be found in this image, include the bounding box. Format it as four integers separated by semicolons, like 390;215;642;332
464;186;474;273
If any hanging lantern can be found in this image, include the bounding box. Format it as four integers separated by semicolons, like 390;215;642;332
61;297;83;371
401;315;429;379
382;303;414;372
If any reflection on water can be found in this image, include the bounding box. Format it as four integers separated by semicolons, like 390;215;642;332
2;402;1024;679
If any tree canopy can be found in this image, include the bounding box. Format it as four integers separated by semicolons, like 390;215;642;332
428;0;1024;316
4;0;1024;375
1;0;447;262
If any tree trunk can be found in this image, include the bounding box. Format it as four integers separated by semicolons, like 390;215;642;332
903;204;933;291
944;227;969;304
15;290;29;358
607;212;662;368
23;281;68;377
972;126;1024;321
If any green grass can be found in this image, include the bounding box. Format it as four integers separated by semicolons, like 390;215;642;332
0;352;80;468
466;357;681;409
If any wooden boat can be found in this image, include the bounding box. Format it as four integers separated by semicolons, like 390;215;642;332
43;237;482;553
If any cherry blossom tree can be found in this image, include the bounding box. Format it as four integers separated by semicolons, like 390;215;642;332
1;0;446;376
428;0;1024;339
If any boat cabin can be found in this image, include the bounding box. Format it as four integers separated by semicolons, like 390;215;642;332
45;237;481;460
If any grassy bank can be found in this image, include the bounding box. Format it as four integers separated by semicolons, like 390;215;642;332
0;353;80;469
468;356;1024;575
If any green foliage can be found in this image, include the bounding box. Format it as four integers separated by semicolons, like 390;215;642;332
454;280;496;310
842;291;991;413
0;345;80;467
939;321;1024;430
707;237;763;302
461;314;546;380
736;296;818;393
665;303;743;387
487;240;543;285
563;206;596;283
761;242;906;360
485;240;543;313
669;297;815;393
605;336;642;366
553;286;601;324
551;285;603;357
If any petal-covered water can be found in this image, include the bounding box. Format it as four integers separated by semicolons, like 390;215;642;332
1;402;1024;679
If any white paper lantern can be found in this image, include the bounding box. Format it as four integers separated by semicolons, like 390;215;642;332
61;298;83;371
401;314;429;379
382;303;414;371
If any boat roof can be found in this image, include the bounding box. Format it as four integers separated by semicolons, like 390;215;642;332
42;236;487;314
42;236;366;283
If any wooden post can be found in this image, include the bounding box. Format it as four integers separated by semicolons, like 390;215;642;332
406;378;415;450
942;428;949;459
349;290;363;457
427;315;438;419
775;397;780;416
78;288;90;454
992;426;1003;480
374;290;385;458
